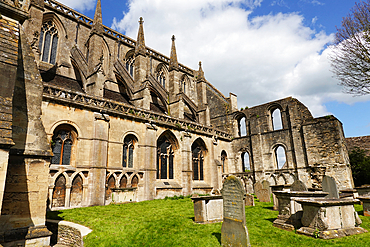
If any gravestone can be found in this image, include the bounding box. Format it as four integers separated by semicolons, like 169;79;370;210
245;194;255;206
290;179;308;192
255;180;270;202
322;176;339;199
221;175;251;247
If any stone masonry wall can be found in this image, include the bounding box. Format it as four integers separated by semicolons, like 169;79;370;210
346;135;370;156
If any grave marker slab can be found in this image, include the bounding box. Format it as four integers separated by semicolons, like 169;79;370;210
221;175;251;247
290;179;308;192
255;180;271;202
322;176;339;199
245;194;255;206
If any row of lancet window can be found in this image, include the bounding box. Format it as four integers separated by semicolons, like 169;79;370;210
238;108;283;137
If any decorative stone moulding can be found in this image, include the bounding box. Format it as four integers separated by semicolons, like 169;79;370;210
357;196;370;217
272;191;328;231
191;195;223;224
295;198;367;239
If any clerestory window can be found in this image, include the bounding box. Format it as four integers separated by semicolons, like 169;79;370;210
39;21;59;64
125;56;135;77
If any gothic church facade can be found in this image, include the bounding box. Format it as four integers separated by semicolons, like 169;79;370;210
0;0;353;245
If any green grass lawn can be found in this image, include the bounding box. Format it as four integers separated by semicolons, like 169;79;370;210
47;197;370;247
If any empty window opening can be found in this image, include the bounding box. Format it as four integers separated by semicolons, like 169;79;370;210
239;117;246;136
275;146;287;169
221;151;227;173
272;108;283;130
242;152;251;172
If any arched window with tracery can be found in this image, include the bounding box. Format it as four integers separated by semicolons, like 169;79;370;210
39;20;59;64
122;135;137;168
51;125;77;165
221;151;227;173
156;65;167;89
275;145;287;169
157;132;177;179
157;70;166;88
272;108;283;130
125;55;135;77
192;139;206;181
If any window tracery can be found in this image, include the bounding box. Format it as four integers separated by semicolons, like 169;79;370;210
39;21;59;64
157;70;166;88
51;129;74;165
122;135;137;168
192;147;204;180
125;56;135;77
157;139;174;179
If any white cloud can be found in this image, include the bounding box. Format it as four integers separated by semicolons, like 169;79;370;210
58;0;96;12
111;0;370;117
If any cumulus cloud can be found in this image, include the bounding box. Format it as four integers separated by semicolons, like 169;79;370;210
111;0;370;117
58;0;96;12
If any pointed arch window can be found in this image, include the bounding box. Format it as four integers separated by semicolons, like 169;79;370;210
238;116;246;136
275;145;287;169
221;151;227;173
51;128;75;165
272;108;283;130
125;56;135;77
192;147;204;180
157;70;166;88
157;139;174;179
39;21;59;64
122;135;137;168
242;152;251;172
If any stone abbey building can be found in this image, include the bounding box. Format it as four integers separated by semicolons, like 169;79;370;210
0;0;354;245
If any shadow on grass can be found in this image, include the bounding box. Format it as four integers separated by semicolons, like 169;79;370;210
265;218;276;223
188;216;195;221
212;232;221;244
46;211;64;220
263;206;274;210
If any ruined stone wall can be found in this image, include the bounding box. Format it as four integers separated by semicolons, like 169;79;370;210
229;97;353;190
346;135;370;156
207;83;230;132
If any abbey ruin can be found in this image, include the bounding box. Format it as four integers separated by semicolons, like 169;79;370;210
0;0;354;245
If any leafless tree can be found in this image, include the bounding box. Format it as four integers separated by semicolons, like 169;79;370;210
330;0;370;95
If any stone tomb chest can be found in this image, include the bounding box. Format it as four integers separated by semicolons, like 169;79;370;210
296;198;367;239
192;195;223;224
272;191;328;231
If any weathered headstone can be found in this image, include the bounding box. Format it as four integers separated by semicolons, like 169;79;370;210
221;175;251;247
290;179;308;192
245;194;255;206
262;180;271;194
322;176;339;199
255;180;271;202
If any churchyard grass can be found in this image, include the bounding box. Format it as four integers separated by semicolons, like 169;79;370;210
47;196;370;247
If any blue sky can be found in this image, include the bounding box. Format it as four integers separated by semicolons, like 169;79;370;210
60;0;370;137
